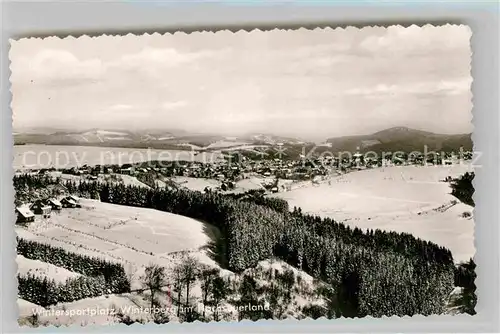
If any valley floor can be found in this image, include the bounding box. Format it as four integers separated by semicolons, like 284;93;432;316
272;164;475;263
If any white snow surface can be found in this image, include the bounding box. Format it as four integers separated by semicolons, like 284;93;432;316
16;255;82;283
17;299;46;318
15;199;220;290
13;145;224;170
173;176;221;192
273;164;475;263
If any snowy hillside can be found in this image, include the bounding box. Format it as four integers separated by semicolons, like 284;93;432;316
273;164;475;263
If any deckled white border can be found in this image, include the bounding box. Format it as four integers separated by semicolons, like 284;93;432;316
1;1;498;333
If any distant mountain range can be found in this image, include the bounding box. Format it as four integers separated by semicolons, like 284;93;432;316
13;126;472;154
325;127;473;153
13;128;310;151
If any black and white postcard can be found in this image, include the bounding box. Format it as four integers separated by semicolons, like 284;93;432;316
9;25;475;327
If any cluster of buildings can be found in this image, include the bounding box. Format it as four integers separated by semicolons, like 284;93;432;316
15;195;80;224
17;150;474;199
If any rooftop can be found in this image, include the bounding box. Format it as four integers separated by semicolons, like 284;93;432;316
16;206;34;218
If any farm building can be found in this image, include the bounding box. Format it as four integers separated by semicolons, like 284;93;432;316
15;206;35;223
67;195;80;203
120;167;134;175
30;200;52;218
61;197;78;208
46;198;62;210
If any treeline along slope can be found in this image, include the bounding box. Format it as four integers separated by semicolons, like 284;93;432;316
15;175;456;317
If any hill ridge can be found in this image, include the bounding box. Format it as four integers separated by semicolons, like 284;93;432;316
325;126;472;153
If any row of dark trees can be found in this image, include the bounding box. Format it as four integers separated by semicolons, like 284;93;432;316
18;274;108;307
136;172;158;188
450;172;475;206
13;174;469;317
223;189;290;214
453;259;477;315
275;212;455;317
13;174;59;190
17;238;130;297
13;174;62;206
60;179;457;317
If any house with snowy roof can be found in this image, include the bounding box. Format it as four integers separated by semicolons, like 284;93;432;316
15;206;35;223
61;196;79;208
30;200;52;218
46;198;62;210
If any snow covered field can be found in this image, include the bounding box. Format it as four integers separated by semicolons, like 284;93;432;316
15;199;220;288
273;164;475;263
13;145;224;170
206;140;251;149
17;299;46;318
16;255;82;283
15;197;327;326
99;174;151;189
234;177;267;192
15;198;230;326
173;176;221;192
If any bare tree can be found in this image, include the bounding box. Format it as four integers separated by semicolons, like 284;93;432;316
179;255;200;320
126;263;138;288
141;264;166;310
170;255;200;320
171;264;184;317
274;269;295;319
151;299;170;324
198;265;220;319
211;275;228;321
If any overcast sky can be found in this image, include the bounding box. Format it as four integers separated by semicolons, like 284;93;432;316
10;24;472;141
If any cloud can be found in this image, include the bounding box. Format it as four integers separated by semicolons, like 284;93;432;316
11;49;104;85
284;55;348;75
10;47;226;86
117;48;201;67
343;78;472;97
109;47;229;78
343;84;400;96
357;24;471;56
9;26;472;138
108;104;134;111
162;101;188;109
435;78;472;95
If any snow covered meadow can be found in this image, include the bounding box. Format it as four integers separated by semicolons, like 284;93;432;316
13;145;224;170
16;200;324;326
273;164;475;263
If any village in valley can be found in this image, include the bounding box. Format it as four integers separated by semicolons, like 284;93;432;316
15;145;473;225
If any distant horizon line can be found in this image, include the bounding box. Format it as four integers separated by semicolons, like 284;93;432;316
12;125;472;143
